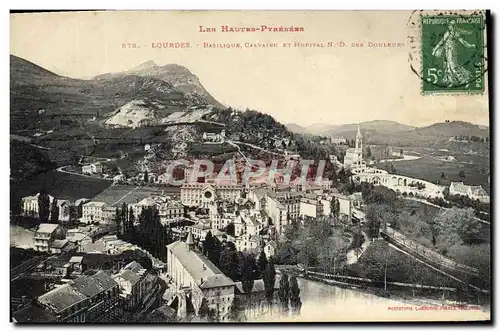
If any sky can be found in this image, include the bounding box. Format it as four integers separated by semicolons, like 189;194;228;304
10;11;490;127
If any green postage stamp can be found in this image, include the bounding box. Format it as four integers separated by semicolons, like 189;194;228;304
421;14;485;94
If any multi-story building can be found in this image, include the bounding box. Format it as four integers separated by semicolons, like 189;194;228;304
35;270;120;323
180;183;242;208
70;271;120;322
37;284;88;323
113;261;159;311
263;240;277;259
267;191;303;220
211;213;234;231
82;163;103;175
299;197;324;218
233;211;264;238
166;232;235;320
235;233;262;253
330;136;348;145
82;201;115;224
265;196;288;235
187;223;211;242
56;199;72;222
159;200;184;222
33;223;65;252
20;192;55;217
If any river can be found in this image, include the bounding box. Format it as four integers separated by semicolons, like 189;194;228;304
248;278;490;322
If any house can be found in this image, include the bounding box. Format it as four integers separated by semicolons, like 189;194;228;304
264;196;288;235
263;240;278;258
186;223;211;242
159;200;184;222
166;232;235;321
33;223;65;252
157;172;171;184
82;163;103;175
70;271;120;322
35;270;121;323
348;192;363;209
57;199;72;222
449;182;490;203
202;129;225;143
82;201;108;224
113;261;158;311
144;144;151;151
20;192;55;218
68;256;84;275
235;233;262;253
330;136;347;145
36;284;88;322
299;197;323;218
49;239;73;254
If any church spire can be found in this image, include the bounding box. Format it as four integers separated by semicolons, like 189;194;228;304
356;123;362;138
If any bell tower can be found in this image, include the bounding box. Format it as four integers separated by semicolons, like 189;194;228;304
356;124;363;166
355;123;363;150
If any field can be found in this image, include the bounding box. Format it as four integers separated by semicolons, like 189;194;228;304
92;185;180;207
11;170;112;210
376;153;490;192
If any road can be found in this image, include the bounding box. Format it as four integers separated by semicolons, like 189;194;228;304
379;154;421;163
56;165;113;181
112;186;140;206
231;140;284;157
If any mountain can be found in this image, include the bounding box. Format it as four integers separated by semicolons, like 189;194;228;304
285;123;308;134
10;55;215;132
286;120;414;136
410;121;489;137
328;120;415;136
94;61;224;108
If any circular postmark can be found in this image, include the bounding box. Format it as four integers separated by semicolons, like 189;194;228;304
407;10;488;95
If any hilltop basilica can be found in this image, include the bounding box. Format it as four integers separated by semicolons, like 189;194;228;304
343;124;366;169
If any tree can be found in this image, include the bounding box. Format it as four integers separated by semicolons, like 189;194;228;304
278;271;290;312
289;276;302;315
37;189;51;222
263;261;277;303
144;170;149;183
331;198;340;219
458;170;466;178
121;203;129;235
203;231;214;256
389;163;397;174
257;250;268;277
128;207;135;236
400;148;404;155
219;246;240;281
441;172;446;179
50;199;59;224
434;207;483;247
365;204;383;239
115;207;122;236
241;253;257;298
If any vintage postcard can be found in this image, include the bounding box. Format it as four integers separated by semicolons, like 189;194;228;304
9;10;491;323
